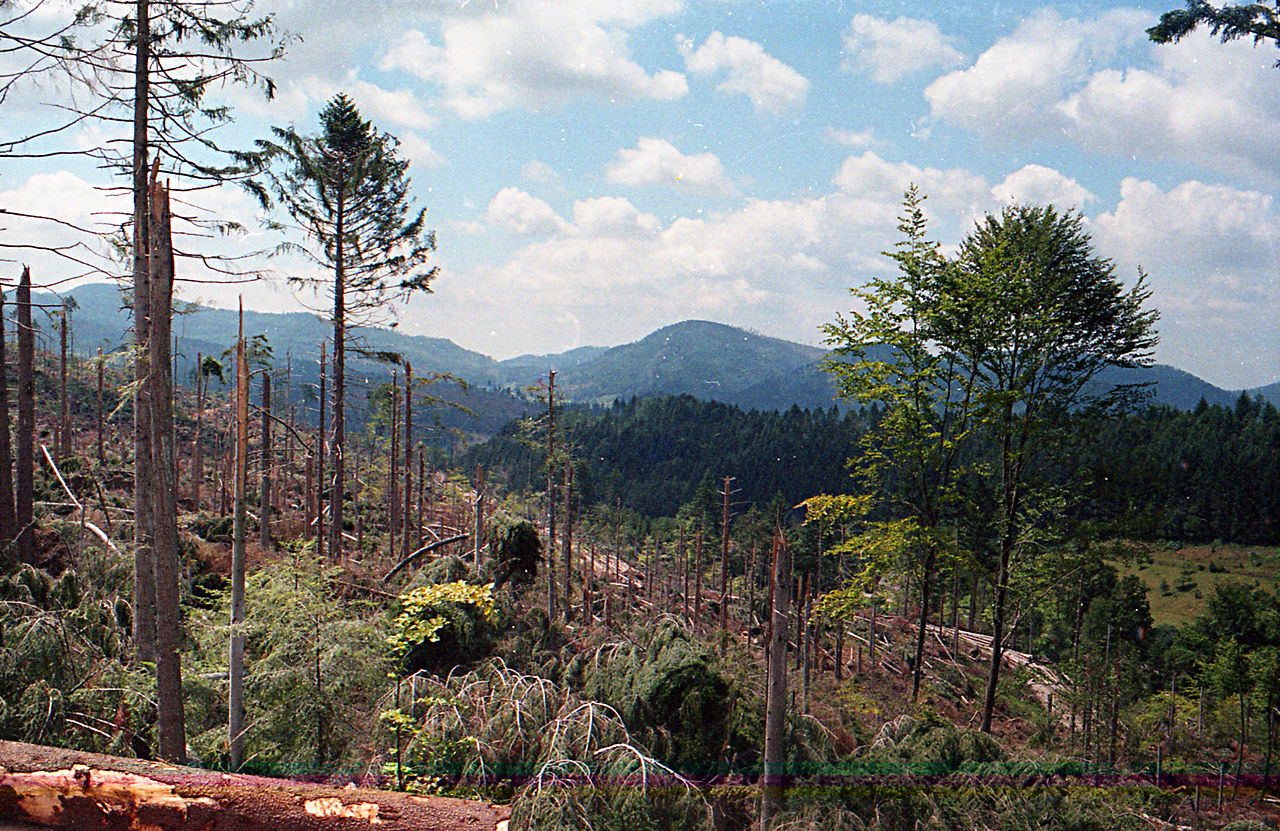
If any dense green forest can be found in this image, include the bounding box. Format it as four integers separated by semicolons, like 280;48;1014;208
465;392;1280;547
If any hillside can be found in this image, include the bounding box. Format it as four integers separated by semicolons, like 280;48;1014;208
46;283;1274;424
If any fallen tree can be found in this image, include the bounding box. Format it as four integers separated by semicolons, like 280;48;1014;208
0;740;509;831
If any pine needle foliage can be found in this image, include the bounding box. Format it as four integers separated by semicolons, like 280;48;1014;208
186;553;388;775
384;658;712;831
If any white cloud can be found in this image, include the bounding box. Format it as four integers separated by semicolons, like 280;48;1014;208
992;164;1093;209
486;187;570;236
831;151;990;222
380;0;687;119
1091;177;1280;384
428;152;1003;359
446;219;485;235
680;31;809;115
924;9;1148;141
1059;35;1280;180
842;15;964;84
522;161;559;183
1094;178;1279;280
824;127;875;148
572;196;659;237
606;137;732;192
924;10;1280;181
398;132;445;169
346;80;435;131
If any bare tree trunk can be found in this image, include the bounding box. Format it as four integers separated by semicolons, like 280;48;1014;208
147;179;186;763
259;370;271;551
229;306;249;770
328;196;346;563
562;459;572;619
912;551;935;701
316;342;326;560
981;545;1011;734
131;0;157;668
402;360;413;561
761;534;791;829
387;371;398;559
720;476;733;640
545;371;556;621
0;293;16;559
96;346;105;466
694;526;703;630
15;267;36;566
0;739;510;831
474;466;485;571
58;305;69;458
191;355;202;510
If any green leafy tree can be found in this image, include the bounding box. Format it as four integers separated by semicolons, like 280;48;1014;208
952;204;1158;732
822;187;979;700
257;93;437;562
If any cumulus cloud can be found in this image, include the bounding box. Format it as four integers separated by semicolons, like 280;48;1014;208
427;151;1020;359
842;15;964;84
487;187;570;236
606;137;732;192
925;9;1146;141
992;165;1093;209
522;161;559;183
924;10;1280;180
380;0;687;119
680;31;809;115
824;127;875;148
1089;177;1280;384
397;131;445;169
572;196;660;237
831;151;989;222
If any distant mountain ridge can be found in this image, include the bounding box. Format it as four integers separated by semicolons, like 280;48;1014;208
50;283;1278;418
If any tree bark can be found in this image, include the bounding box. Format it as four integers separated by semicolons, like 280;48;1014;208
230;306;249;769
0;739;508;831
316;341;326;560
328;194;346;563
58;305;69;459
0;293;16;560
96;346;105;466
146;178;186;762
259;370;271;551
131;0;157;668
402;360;413;562
191;353;202;509
761;534;792;829
15;267;35;566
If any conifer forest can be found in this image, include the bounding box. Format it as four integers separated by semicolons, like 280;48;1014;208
3;2;1280;830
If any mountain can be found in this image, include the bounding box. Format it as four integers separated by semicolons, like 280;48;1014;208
515;320;826;405
34;283;1275;425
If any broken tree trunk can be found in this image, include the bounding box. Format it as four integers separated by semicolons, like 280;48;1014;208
0;740;509;831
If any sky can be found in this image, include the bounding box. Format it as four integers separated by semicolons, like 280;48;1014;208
2;0;1280;389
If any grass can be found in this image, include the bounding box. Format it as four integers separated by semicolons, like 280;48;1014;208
1119;542;1280;627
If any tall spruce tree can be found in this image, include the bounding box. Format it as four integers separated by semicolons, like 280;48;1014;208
257;94;437;561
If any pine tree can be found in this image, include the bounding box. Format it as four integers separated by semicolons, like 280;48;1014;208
257;94;437;562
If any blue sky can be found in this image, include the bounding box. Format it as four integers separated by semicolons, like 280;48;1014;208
3;0;1280;388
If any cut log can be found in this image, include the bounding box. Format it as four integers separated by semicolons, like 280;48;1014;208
0;740;509;831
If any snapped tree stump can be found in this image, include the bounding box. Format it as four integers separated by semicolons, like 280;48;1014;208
0;741;509;831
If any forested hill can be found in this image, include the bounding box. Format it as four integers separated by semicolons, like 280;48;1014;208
463;395;867;517
467;391;1280;545
50;284;1276;422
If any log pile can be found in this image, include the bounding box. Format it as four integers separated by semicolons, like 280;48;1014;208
0;741;509;831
